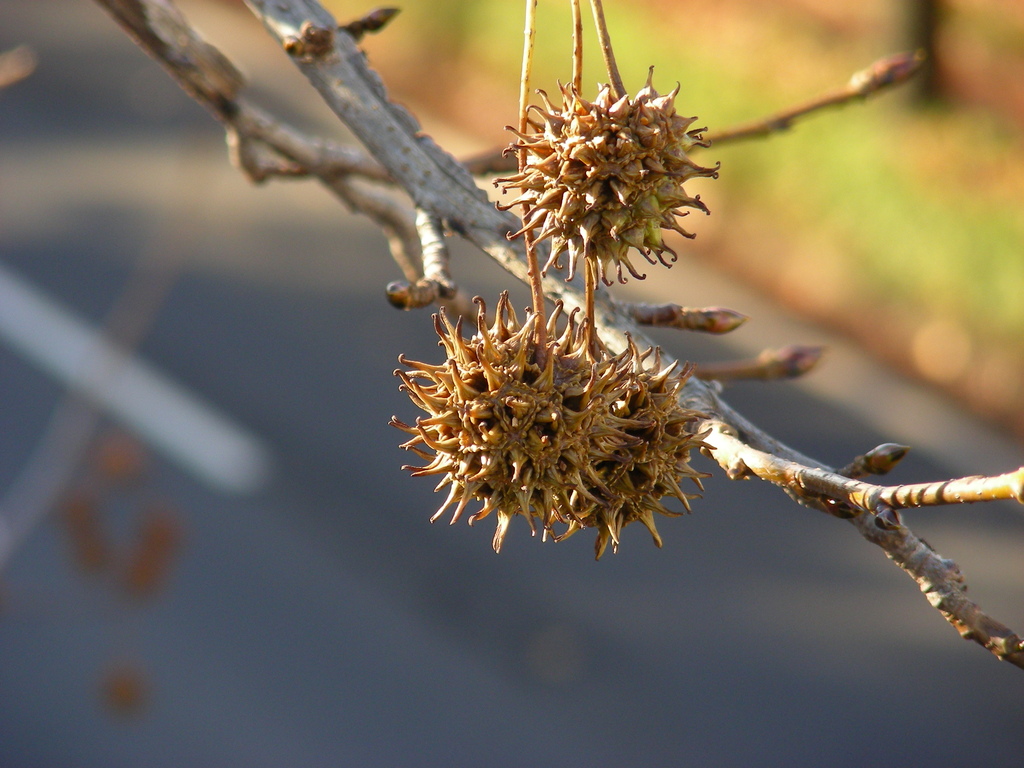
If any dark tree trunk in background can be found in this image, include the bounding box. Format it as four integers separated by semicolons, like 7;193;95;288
902;0;944;104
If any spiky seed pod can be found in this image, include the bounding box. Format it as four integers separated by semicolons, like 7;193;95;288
568;343;709;559
497;68;719;285
392;293;708;557
393;294;602;552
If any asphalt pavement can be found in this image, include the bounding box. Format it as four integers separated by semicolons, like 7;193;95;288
1;2;1022;767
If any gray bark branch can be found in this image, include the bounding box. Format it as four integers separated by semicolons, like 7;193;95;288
88;0;1024;670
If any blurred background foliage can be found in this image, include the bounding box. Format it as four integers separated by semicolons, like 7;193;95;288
326;0;1024;437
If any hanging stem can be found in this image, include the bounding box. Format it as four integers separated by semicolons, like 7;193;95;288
518;0;537;143
570;0;583;93
584;256;598;356
518;0;547;357
524;239;548;359
588;0;625;98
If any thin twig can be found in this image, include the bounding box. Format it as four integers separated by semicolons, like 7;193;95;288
385;210;457;309
707;423;1023;513
856;468;1024;510
226;113;416;274
518;0;537;141
0;45;36;90
227;109;392;183
462;51;926;173
706;51;925;146
459;148;517;177
570;0;583;94
584;257;598;354
588;0;625;98
416;210;454;289
93;0;244;120
224;107;418;281
695;345;823;382
518;0;547;356
624;302;748;334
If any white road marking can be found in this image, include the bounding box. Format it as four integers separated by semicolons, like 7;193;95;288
0;262;273;494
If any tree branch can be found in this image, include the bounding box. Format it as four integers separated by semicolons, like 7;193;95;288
95;0;415;280
226;107;392;184
706;51;925;146
90;0;1024;670
96;0;244;119
385;209;463;311
693;405;1024;669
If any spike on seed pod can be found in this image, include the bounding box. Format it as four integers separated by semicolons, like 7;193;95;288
392;293;708;557
497;71;718;285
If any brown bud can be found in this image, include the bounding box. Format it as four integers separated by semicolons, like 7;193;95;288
123;505;182;599
93;430;147;485
101;659;149;717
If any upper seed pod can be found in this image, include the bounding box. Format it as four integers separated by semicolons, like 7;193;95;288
497;69;719;285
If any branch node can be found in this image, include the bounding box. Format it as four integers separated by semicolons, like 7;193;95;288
386;279;456;310
284;21;335;60
725;457;751;480
872;504;903;531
